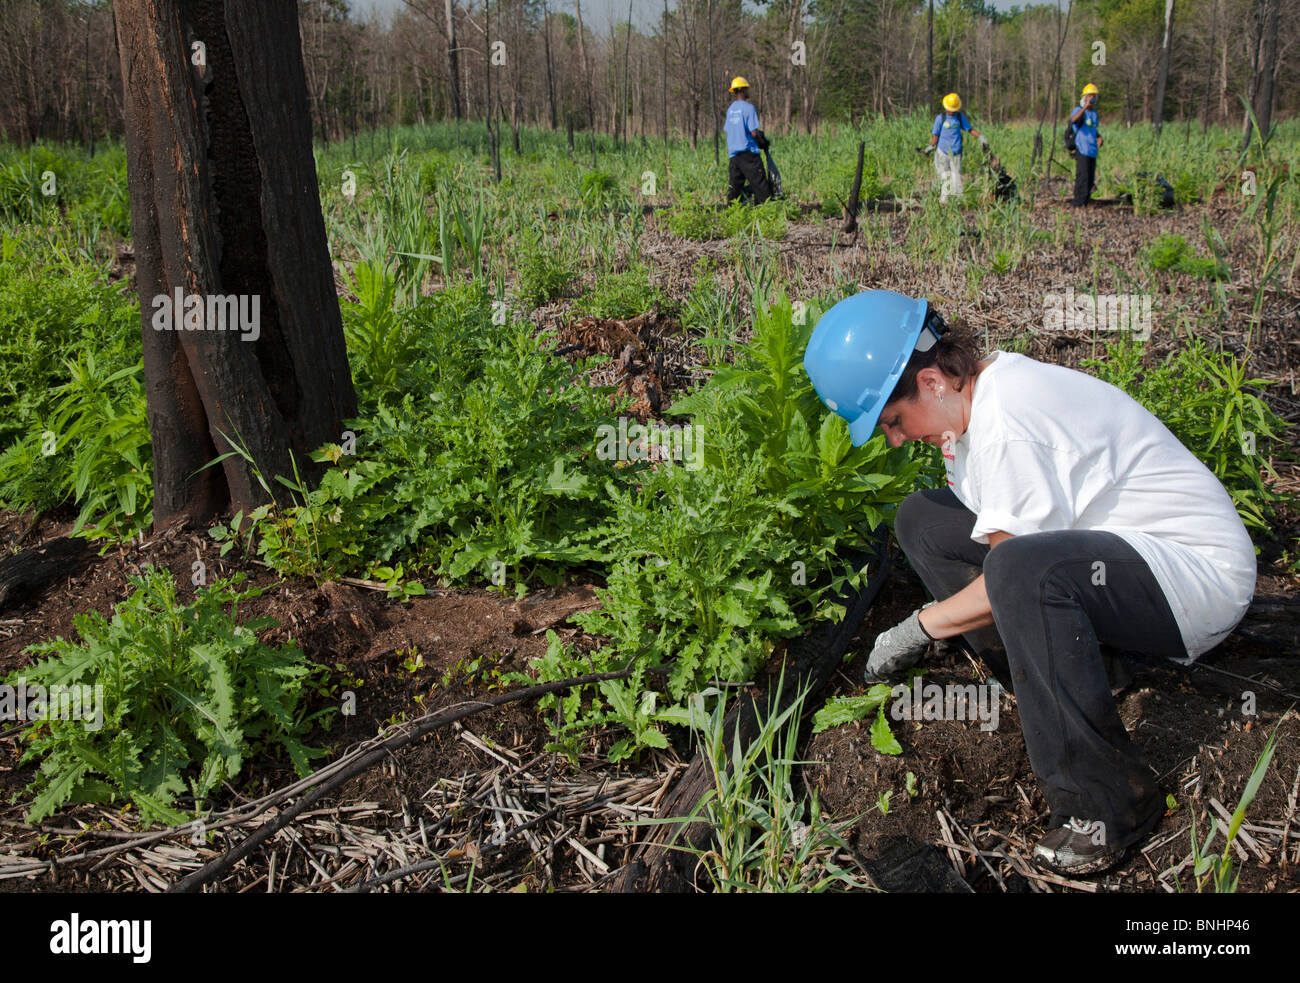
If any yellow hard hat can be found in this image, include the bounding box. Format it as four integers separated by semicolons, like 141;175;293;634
730;76;750;92
1082;83;1099;97
942;92;962;112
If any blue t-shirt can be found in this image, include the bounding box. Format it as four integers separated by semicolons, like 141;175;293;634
725;100;760;156
932;112;971;155
1072;103;1099;158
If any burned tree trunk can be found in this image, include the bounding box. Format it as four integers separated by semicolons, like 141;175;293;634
843;140;866;234
112;0;357;531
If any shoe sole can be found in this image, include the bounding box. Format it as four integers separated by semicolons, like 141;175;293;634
1032;843;1127;878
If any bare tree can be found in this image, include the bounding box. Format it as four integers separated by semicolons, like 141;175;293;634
1153;0;1176;133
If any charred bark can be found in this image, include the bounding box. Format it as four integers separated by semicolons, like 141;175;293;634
113;0;356;531
0;538;90;611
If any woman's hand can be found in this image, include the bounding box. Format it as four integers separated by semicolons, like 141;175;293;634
865;608;934;680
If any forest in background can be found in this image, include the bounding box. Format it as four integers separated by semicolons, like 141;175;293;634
0;0;1294;152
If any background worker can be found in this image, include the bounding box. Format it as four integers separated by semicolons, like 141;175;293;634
1069;83;1103;206
924;93;988;204
724;76;771;205
803;290;1255;876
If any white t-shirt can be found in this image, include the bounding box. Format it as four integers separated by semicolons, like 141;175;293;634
943;351;1256;661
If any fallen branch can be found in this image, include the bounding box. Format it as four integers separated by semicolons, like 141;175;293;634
168;667;638;893
0;536;90;611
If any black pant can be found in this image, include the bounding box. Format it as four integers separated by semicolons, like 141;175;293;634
727;151;771;205
1073;153;1097;206
894;488;1186;849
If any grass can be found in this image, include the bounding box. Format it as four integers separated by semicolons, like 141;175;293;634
1187;718;1284;893
640;674;873;892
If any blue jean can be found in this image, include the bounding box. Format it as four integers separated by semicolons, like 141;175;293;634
894;487;1185;848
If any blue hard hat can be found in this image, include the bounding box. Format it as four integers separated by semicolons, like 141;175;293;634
803;290;942;446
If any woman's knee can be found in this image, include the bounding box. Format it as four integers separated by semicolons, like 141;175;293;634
982;534;1046;604
984;532;1104;613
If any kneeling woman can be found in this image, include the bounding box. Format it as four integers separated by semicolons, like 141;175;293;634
803;291;1255;875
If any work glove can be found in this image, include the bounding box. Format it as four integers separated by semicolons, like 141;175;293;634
979;134;990;151
923;145;935;155
864;603;936;681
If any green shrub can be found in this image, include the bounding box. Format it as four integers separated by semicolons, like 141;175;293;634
579;170;624;212
663;195;788;241
0;247;148;536
419;151;454;194
573;265;665;318
1145;232;1230;280
1169;171;1202;206
515;236;574;306
662;192;722;240
340;261;427;409
233;282;629;587
723;199;788;239
0;351;152;538
9;569;330;825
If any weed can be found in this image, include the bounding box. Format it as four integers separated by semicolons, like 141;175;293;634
9;568;329;825
1188;720;1282;892
573;265;665;319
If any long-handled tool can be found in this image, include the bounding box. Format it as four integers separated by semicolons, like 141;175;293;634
763;145;784;199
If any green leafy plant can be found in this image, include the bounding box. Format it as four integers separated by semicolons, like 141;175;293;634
662;195;787;241
0;350;152;539
811;682;902;755
662;192;723;240
223;283;627;587
1145;232;1230;280
572;265;666;319
531;296;926;760
10;568;330;826
515;233;574;306
340;260;425;409
578;170;623;213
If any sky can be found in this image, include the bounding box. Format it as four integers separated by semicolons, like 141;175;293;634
346;0;1042;34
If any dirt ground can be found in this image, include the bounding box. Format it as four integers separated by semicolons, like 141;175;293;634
2;198;1299;893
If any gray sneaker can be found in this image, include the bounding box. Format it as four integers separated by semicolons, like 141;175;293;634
1032;817;1125;876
